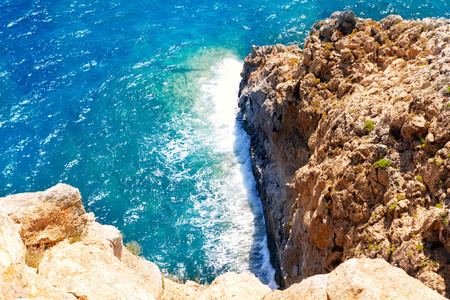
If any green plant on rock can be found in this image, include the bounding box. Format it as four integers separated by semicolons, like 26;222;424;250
436;203;443;209
420;137;426;148
416;244;424;252
364;120;374;131
446;86;450;94
435;160;445;166
387;247;396;255
375;159;391;168
126;240;142;256
389;202;398;211
416;175;423;182
25;246;44;269
397;194;405;200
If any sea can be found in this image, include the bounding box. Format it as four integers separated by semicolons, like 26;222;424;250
0;0;448;288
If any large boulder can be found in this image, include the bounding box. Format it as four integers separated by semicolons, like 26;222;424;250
327;258;446;300
38;241;160;300
263;258;446;300
0;213;75;299
0;184;87;246
162;272;271;300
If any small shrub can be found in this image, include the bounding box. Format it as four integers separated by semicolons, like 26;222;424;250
390;202;398;211
397;194;405;200
407;252;412;257
439;180;444;185
126;241;142;256
420;260;428;267
446;86;450;93
25;247;44;269
420;137;426;148
368;243;373;250
375;159;391;168
387;247;396;255
374;244;380;250
416;244;424;251
435;160;445;166
420;200;426;207
416;175;423;181
364;120;374;131
436;203;443;209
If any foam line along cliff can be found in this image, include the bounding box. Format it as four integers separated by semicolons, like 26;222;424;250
238;10;450;295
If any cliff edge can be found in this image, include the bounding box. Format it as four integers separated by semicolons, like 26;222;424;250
0;184;446;299
238;10;450;296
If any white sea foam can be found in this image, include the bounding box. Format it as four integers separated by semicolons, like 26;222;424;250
194;56;277;289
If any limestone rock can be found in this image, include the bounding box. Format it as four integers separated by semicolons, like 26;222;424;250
38;241;159;300
263;258;446;300
0;214;75;299
327;258;446;299
200;272;271;300
239;10;450;295
0;184;87;246
162;272;271;300
0;184;164;299
262;274;327;300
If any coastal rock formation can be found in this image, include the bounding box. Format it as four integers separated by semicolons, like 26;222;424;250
264;258;446;300
0;184;271;300
2;12;450;300
0;186;447;299
239;11;450;295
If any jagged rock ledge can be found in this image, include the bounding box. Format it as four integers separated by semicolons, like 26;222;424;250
238;10;450;296
0;184;446;299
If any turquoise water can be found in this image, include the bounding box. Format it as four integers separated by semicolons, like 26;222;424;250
1;0;448;286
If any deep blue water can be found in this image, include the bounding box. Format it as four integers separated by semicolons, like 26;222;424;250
1;0;448;286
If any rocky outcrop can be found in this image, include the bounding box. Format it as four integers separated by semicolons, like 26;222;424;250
264;258;447;300
239;11;450;295
0;184;271;300
0;185;448;299
0;184;164;300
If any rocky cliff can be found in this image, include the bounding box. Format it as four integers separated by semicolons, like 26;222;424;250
2;11;450;300
0;185;446;299
238;10;450;296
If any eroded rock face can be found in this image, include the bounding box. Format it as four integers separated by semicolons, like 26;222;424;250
327;258;446;300
263;258;446;300
239;11;450;295
0;184;87;246
0;185;163;300
0;213;76;300
38;242;159;300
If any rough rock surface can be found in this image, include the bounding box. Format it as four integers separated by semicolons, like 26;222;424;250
263;258;446;300
1;185;448;299
0;184;272;300
239;11;450;295
0;184;87;246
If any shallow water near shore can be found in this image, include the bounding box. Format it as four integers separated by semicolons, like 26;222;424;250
0;0;448;286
